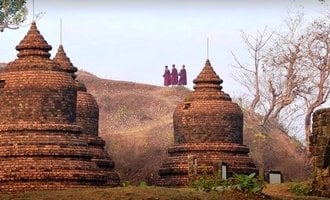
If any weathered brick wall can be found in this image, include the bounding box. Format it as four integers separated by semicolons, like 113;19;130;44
310;108;330;197
0;126;111;192
0;71;77;124
158;143;257;186
157;60;257;186
76;80;120;186
77;82;99;136
54;44;120;186
0;22;120;192
174;101;243;144
53;43;121;186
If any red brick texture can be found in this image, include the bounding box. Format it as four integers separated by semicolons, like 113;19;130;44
157;59;257;186
76;80;120;186
310;108;330;197
54;39;120;186
0;22;120;192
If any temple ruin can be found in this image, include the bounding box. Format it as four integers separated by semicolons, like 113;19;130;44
0;22;120;192
310;108;330;197
157;59;257;186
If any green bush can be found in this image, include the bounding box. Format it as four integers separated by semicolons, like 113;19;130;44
190;169;229;192
122;180;131;187
289;182;310;196
191;175;226;192
190;171;264;194
231;173;265;194
139;181;148;187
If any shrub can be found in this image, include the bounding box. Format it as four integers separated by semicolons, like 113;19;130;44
190;169;229;192
139;181;148;187
190;171;265;194
289;182;310;196
231;173;265;194
122;180;131;187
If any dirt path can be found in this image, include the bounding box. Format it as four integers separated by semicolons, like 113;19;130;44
263;183;328;200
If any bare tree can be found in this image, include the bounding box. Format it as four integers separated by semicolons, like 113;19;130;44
260;12;306;124
298;17;330;149
232;12;330;151
231;27;273;114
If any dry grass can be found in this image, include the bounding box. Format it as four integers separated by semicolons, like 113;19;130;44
0;184;328;200
0;70;324;200
264;182;328;200
77;70;190;184
77;70;310;184
0;186;273;200
243;111;310;181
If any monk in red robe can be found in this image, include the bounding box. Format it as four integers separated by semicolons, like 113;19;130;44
178;65;187;85
163;65;171;86
171;64;178;86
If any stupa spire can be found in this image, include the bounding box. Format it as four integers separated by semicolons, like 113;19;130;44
193;59;223;91
54;45;78;76
15;22;52;58
54;19;77;77
191;59;230;101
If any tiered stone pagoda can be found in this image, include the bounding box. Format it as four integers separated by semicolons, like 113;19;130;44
54;44;120;186
0;22;120;192
310;108;330;197
157;59;257;186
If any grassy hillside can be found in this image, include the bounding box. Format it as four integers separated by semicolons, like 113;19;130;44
77;70;190;184
243;113;310;181
77;70;310;184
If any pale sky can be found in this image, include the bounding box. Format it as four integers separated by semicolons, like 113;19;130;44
0;0;328;96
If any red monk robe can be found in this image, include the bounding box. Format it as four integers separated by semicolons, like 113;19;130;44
171;64;178;85
163;65;171;86
178;65;187;85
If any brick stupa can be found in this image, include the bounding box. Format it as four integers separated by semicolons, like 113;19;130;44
54;44;121;186
0;22;119;192
157;59;257;186
310;108;330;197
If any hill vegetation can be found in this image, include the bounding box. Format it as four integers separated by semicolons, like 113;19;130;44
0;65;317;198
76;70;310;184
0;64;311;182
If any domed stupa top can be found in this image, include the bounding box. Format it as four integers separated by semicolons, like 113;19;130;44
5;22;61;72
191;59;231;101
16;21;52;58
54;45;78;76
173;59;243;144
193;59;222;88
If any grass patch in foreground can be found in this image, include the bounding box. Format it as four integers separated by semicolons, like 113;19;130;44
0;186;271;200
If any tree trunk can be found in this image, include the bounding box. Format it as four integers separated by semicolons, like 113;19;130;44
304;108;313;153
249;92;260;114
